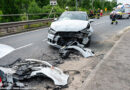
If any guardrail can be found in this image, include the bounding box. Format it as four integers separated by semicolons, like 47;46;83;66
0;18;54;36
0;18;53;28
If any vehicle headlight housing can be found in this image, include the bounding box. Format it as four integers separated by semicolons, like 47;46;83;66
48;28;56;35
86;23;90;29
80;24;90;33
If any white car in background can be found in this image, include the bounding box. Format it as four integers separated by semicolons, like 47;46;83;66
48;11;94;48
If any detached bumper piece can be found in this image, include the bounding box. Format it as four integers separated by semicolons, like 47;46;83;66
0;59;69;90
59;45;94;59
0;69;24;89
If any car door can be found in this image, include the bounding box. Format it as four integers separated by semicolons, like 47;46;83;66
122;9;129;18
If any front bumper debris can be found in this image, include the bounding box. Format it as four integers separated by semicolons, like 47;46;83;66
0;59;69;89
48;30;91;47
59;41;94;59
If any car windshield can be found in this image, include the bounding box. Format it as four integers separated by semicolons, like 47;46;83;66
58;12;88;21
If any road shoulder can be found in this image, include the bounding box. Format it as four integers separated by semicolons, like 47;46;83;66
80;27;130;90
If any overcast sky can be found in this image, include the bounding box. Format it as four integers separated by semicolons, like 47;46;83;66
108;0;130;4
117;0;130;4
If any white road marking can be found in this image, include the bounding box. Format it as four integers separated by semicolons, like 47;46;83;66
94;21;109;25
42;39;47;42
0;43;33;59
0;44;15;59
16;43;33;50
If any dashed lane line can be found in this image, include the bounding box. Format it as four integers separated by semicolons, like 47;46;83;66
2;38;47;52
15;43;33;50
94;21;109;25
13;38;47;51
42;39;47;42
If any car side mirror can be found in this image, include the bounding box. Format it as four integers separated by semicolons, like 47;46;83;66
89;19;94;23
54;18;58;21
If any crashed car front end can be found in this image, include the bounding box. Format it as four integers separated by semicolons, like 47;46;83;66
48;25;93;48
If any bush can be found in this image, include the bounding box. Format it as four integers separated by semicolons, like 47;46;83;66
21;13;28;21
28;0;42;20
0;10;3;23
42;5;64;18
24;22;51;29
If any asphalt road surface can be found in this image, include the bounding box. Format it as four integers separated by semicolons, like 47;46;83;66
0;16;130;65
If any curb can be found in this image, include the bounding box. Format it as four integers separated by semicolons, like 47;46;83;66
113;26;130;40
80;26;130;90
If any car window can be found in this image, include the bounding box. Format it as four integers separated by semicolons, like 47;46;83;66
115;9;124;12
59;12;88;21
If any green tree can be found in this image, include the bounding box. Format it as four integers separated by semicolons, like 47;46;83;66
35;0;49;8
81;0;91;9
42;5;64;18
0;0;20;22
0;0;32;22
57;0;66;8
0;0;117;23
28;0;42;19
21;13;28;21
0;10;3;23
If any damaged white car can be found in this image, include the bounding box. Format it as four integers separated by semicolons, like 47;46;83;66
48;11;94;48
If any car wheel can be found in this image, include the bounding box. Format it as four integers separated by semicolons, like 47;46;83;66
110;15;112;19
85;36;91;47
127;16;129;19
120;15;122;19
117;15;122;19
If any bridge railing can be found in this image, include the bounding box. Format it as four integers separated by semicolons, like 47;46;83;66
0;12;63;36
0;18;55;36
0;18;53;28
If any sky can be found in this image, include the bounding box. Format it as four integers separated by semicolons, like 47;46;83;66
108;0;130;4
117;0;130;4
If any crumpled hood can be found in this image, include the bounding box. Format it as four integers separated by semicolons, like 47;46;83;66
51;20;89;32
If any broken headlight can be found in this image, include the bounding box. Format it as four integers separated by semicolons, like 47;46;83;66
80;24;90;33
48;28;56;35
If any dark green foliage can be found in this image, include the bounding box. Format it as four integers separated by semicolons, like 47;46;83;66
0;0;117;23
0;0;20;22
35;0;49;8
0;0;32;22
28;0;42;19
80;0;91;9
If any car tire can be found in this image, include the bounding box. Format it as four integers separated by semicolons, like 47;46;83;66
120;15;123;19
118;15;122;19
110;15;112;19
127;16;129;19
85;36;91;47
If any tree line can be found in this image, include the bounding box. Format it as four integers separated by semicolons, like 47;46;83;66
0;0;117;23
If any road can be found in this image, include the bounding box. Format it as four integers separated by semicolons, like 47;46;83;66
0;16;130;65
